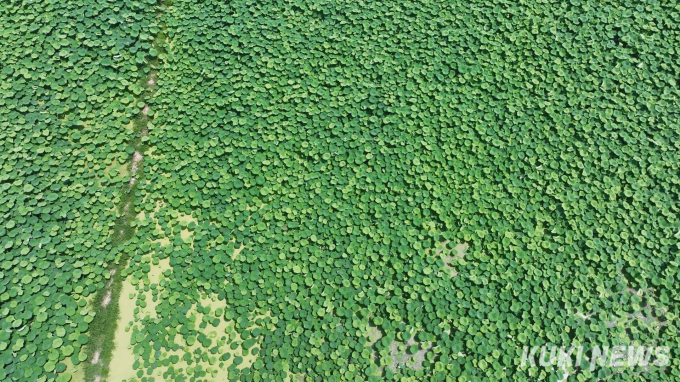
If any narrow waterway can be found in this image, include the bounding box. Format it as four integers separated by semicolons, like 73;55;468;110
83;1;172;380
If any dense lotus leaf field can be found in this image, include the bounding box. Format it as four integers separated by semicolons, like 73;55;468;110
2;0;680;381
0;0;158;381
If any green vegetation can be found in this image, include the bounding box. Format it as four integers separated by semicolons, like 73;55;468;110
126;0;680;381
3;0;680;381
0;0;158;381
